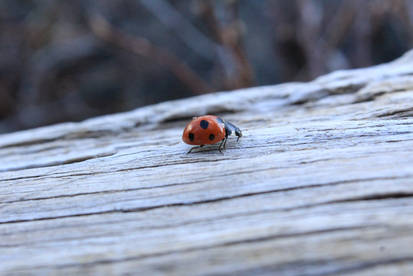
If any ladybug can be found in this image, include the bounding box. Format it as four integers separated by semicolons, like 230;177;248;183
182;115;242;153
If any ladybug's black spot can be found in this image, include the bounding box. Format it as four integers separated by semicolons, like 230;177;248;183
200;120;209;129
188;133;194;141
209;134;215;141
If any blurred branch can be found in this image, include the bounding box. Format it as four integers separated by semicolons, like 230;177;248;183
89;13;211;94
138;0;216;60
225;1;255;87
403;0;413;44
139;0;248;90
196;0;236;88
198;0;255;89
325;0;356;50
297;0;325;79
353;0;372;67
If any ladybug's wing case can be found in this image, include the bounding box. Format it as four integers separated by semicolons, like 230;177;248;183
182;116;226;145
183;115;242;153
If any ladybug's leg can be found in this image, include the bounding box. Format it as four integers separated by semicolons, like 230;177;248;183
235;129;242;142
187;145;204;154
223;127;230;150
218;138;226;153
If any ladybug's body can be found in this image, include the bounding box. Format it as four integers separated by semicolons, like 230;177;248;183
182;115;242;153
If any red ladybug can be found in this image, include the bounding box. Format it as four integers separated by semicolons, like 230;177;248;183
182;115;242;153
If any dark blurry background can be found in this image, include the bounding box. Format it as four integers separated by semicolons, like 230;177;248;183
1;0;412;133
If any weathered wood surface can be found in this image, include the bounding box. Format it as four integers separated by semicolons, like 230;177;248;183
1;50;413;275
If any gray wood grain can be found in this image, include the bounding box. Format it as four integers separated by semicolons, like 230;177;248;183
1;50;413;275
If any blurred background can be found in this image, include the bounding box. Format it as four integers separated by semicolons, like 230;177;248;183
1;0;412;134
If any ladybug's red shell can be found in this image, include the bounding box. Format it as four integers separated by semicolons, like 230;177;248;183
182;115;226;145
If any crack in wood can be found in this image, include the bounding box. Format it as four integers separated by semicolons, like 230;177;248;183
1;176;412;225
12;225;379;270
2;195;412;242
376;106;413;118
0;151;117;173
317;257;413;276
229;256;413;276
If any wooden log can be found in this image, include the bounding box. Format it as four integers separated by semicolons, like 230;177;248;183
1;50;413;275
